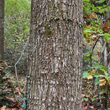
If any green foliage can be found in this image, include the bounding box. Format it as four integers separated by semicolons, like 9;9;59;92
44;23;54;38
105;33;110;42
83;71;89;78
83;0;90;2
4;0;31;72
83;0;110;109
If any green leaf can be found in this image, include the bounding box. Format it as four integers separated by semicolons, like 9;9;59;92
99;90;105;94
83;51;93;56
93;74;100;78
105;33;110;42
95;80;101;85
84;98;88;101
104;71;108;76
21;102;26;110
97;0;105;3
89;90;93;94
83;0;90;2
98;34;105;36
91;65;104;69
99;96;105;99
83;71;89;78
84;29;96;33
22;97;27;101
92;97;96;101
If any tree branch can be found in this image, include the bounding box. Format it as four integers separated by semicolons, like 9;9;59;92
14;34;30;94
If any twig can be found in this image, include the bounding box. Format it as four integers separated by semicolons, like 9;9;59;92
90;36;101;66
14;34;30;94
84;36;101;61
92;36;101;51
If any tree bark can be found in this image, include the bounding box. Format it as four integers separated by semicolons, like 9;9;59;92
101;1;110;109
27;0;83;110
0;0;4;60
106;0;110;73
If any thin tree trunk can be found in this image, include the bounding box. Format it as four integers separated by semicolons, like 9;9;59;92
102;1;110;109
27;0;83;110
106;0;110;73
0;0;4;60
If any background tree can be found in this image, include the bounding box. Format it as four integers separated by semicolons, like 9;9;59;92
27;0;83;110
0;0;4;60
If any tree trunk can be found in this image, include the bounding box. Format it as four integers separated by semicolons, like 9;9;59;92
106;0;110;73
27;0;83;110
0;0;4;60
102;1;110;109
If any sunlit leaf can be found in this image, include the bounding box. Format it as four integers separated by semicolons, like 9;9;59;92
87;75;93;79
105;33;110;42
99;79;106;86
83;0;90;2
92;12;98;19
90;70;95;74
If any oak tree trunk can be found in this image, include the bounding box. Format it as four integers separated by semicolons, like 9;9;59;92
27;0;83;110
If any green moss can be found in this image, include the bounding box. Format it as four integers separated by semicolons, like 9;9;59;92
44;23;54;38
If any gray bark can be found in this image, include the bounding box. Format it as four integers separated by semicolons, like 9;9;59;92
27;0;83;110
106;0;110;73
0;0;4;60
101;1;110;109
